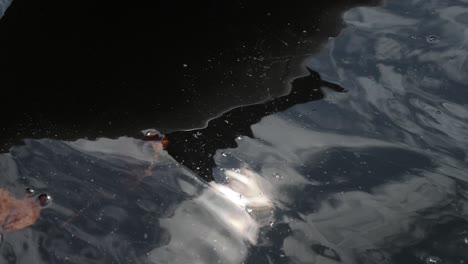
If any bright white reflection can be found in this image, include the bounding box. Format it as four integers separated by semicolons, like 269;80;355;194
149;167;273;264
211;169;273;211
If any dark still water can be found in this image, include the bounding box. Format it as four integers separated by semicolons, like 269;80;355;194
1;0;468;263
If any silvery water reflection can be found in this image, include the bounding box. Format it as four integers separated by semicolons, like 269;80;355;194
0;0;11;18
0;138;254;263
1;0;468;263
2;119;466;263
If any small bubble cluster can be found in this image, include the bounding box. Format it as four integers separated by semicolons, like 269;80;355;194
425;256;442;264
426;35;440;44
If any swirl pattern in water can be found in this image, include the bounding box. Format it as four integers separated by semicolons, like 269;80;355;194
1;0;468;263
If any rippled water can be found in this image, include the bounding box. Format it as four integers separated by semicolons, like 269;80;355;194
1;0;468;263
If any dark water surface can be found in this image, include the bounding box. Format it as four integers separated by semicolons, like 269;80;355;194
1;0;468;263
0;0;378;149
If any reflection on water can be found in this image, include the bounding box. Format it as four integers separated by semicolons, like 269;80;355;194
1;0;468;263
2;121;466;263
0;138;273;263
0;0;11;18
166;67;346;181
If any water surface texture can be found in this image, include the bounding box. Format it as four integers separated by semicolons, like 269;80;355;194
1;0;468;263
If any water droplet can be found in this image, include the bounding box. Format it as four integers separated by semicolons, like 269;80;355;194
26;187;35;195
193;132;202;139
426;256;442;264
426;35;440;44
37;193;52;207
142;129;163;139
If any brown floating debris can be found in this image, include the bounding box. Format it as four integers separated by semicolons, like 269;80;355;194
0;189;44;232
142;129;169;178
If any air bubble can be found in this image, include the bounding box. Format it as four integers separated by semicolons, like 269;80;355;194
142;129;163;139
426;256;442;264
342;58;351;64
26;187;35;195
37;193;52;207
426;35;440;44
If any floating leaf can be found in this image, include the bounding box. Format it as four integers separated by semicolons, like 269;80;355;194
0;189;42;233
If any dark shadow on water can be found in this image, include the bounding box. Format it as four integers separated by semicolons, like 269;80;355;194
0;0;381;152
244;223;293;264
165;68;346;181
311;244;342;262
390;217;468;264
